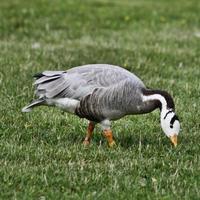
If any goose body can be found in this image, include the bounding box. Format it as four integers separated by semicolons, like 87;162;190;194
22;64;180;147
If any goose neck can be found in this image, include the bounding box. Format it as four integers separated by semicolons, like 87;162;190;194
142;88;175;116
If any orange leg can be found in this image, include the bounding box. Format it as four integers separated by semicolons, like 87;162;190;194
103;129;116;147
83;121;95;145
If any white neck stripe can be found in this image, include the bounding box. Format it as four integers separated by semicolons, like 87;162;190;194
142;94;167;106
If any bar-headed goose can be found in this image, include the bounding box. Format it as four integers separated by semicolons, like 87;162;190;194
22;64;180;147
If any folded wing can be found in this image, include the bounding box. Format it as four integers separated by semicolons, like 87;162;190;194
34;64;145;100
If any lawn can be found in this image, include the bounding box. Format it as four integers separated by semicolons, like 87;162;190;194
0;0;200;199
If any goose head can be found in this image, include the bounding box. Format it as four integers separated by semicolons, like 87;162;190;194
161;109;180;147
142;88;181;147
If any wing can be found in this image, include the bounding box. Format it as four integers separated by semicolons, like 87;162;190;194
67;64;144;87
34;71;96;99
34;64;145;100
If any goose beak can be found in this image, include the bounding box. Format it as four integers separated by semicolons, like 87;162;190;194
170;135;178;147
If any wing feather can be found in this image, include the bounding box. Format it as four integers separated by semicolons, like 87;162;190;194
34;75;60;85
34;64;145;100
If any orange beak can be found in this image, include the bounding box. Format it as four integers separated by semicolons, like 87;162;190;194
170;135;178;147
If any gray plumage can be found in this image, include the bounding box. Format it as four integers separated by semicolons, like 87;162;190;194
22;64;180;147
22;64;158;122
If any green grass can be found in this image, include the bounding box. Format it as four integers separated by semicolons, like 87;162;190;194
0;0;200;199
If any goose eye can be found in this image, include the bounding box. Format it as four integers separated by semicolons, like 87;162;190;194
170;124;173;128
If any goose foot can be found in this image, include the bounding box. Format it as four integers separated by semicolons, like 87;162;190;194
108;140;116;148
83;121;95;146
83;139;90;146
103;129;116;148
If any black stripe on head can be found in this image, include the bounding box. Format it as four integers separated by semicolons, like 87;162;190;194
164;110;173;119
170;115;179;128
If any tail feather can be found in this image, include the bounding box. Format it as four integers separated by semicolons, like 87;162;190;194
34;71;64;78
22;99;45;112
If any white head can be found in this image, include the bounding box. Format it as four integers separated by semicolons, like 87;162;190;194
161;109;180;146
142;88;181;146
